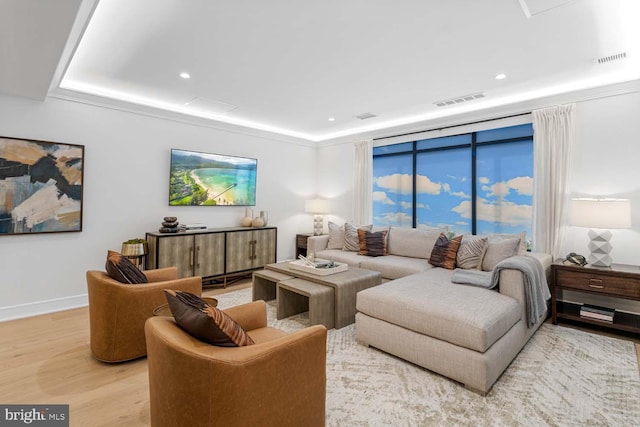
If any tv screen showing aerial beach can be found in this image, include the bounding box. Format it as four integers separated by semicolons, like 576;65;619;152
169;149;257;206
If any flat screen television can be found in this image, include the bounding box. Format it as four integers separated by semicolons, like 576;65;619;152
169;149;257;206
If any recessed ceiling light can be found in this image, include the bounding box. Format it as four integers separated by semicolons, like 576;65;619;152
179;72;191;79
328;117;335;122
495;73;507;80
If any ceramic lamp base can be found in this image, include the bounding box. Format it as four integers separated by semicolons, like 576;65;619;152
587;229;613;268
313;215;323;236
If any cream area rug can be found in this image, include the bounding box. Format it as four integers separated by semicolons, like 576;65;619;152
215;288;640;426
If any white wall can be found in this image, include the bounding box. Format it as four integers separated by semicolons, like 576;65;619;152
559;91;640;313
0;96;317;321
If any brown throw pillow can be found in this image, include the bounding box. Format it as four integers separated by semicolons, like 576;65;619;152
357;229;388;257
105;250;148;284
428;233;462;270
164;290;254;347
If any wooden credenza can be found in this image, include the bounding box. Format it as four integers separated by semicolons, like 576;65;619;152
146;227;277;286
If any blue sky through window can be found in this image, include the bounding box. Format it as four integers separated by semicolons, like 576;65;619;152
373;124;533;243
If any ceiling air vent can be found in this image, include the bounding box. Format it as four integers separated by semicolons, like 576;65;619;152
434;93;485;108
594;52;627;65
355;112;377;120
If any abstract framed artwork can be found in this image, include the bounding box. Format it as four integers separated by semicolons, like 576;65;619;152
0;136;84;235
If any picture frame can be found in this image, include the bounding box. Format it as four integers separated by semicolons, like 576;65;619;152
0;136;84;235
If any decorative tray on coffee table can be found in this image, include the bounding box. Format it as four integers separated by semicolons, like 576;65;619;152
289;258;348;276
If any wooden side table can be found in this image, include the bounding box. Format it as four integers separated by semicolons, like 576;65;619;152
551;261;640;334
295;233;313;258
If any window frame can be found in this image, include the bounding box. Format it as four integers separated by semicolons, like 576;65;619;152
372;124;533;234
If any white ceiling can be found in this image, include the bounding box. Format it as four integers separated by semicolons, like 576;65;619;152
3;0;640;143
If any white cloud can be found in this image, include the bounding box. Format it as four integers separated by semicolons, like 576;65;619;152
373;191;395;205
377;212;413;227
478;177;490;184
399;201;426;209
486;182;510;198
450;191;470;199
376;174;440;195
442;183;451;192
452;198;531;226
483;176;533;198
507;176;533;196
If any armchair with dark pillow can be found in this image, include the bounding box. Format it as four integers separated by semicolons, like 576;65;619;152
145;300;327;427
86;263;202;363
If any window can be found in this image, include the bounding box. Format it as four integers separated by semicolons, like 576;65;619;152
372;123;533;243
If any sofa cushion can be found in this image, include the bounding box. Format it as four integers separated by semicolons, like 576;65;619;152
327;221;345;249
428;234;462;270
481;238;520;271
387;227;443;259
356;269;521;352
343;223;372;251
359;255;434;280
484;231;527;255
357;229;388;257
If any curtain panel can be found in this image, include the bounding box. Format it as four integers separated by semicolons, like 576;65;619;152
353;140;373;225
532;104;576;258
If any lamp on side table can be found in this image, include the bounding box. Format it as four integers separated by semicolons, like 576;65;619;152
305;199;330;236
569;198;631;268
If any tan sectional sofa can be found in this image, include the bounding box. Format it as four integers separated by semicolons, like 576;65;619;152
307;226;551;394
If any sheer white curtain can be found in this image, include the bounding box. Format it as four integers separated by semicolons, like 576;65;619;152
532;104;576;257
352;140;373;225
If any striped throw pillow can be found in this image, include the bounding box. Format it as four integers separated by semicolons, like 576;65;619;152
456;237;488;269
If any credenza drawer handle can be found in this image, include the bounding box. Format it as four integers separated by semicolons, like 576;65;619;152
588;278;605;289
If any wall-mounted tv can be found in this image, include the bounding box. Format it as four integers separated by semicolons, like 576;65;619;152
169;149;257;206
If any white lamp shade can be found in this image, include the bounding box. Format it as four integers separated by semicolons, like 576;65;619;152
305;199;330;214
569;198;631;229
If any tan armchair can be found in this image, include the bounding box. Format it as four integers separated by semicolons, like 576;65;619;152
145;300;327;427
86;267;202;363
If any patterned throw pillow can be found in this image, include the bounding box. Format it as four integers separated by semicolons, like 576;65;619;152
428;233;462;270
456;237;489;269
343;223;372;251
164;290;254;347
357;229;388;257
105;250;148;284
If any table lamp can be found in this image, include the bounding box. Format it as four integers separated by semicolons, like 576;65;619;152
305;199;330;235
569;198;631;267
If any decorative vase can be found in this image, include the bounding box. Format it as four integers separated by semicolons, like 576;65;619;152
241;208;253;227
260;210;268;226
252;215;265;228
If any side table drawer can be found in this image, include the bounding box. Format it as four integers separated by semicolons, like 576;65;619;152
556;270;640;298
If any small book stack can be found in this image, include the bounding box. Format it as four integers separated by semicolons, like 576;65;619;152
580;304;615;323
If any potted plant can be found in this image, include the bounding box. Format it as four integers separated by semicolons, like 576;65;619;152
121;238;148;257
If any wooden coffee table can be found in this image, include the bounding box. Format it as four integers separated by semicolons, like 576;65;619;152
258;262;382;328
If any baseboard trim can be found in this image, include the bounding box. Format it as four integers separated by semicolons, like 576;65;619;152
0;294;88;323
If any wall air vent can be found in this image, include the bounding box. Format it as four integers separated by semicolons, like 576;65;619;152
434;93;485;108
355;112;377;120
594;52;627;65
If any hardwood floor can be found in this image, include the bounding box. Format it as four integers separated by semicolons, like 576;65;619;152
0;279;638;426
0;280;251;427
